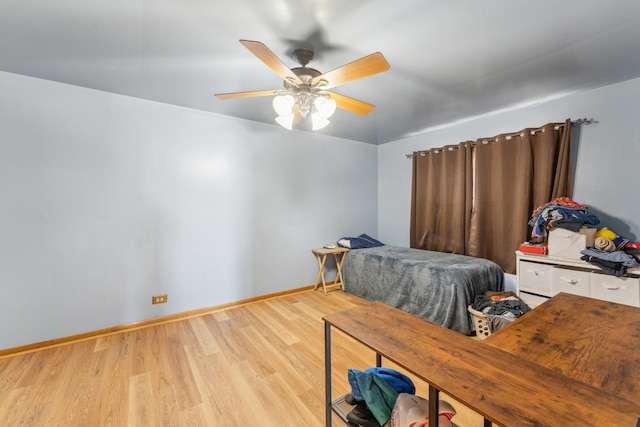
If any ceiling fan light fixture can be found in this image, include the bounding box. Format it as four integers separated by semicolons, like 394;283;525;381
274;93;336;131
296;92;312;118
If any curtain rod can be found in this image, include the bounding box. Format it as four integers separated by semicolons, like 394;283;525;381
405;118;595;158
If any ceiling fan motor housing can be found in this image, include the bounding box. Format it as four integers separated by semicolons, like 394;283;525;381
285;67;322;88
293;47;314;67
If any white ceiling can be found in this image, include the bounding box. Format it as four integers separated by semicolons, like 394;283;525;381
2;0;640;144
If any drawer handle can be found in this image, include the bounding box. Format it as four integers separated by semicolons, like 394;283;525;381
528;269;545;276
560;276;580;285
601;283;626;291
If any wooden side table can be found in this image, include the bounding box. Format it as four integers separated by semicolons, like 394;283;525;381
312;247;350;295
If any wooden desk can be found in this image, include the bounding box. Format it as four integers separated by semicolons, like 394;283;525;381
485;292;640;405
312;247;349;295
323;301;640;427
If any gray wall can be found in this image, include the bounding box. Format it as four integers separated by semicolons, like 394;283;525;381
0;71;378;350
3;70;639;351
377;76;640;247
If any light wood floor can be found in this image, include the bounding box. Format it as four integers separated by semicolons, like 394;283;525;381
0;290;485;426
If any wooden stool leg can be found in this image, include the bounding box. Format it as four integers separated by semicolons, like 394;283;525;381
314;254;328;294
334;252;347;290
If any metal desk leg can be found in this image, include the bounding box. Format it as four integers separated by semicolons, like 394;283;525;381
429;385;440;427
325;321;332;427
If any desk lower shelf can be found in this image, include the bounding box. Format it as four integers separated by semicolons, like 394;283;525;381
331;394;354;424
332;393;460;427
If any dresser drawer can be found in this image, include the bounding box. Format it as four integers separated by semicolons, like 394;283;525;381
552;267;591;297
519;261;553;296
590;273;640;307
519;291;550;308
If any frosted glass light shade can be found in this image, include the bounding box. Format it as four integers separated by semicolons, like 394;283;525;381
275;115;294;130
311;113;330;130
272;95;295;117
314;97;337;119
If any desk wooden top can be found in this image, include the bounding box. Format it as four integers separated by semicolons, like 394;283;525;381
485;292;640;405
324;301;640;427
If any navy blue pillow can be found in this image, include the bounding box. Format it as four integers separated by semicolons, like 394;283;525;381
338;233;384;249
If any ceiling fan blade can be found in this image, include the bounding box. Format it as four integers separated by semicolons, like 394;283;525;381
239;39;302;85
326;92;376;116
214;90;279;100
312;52;390;90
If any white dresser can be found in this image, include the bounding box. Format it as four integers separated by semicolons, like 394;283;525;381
516;251;640;307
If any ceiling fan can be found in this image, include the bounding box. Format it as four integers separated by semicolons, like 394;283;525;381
214;40;390;130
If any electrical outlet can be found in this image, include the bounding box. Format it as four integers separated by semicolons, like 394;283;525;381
152;294;168;304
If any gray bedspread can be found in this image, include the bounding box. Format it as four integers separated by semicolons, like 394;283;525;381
343;245;504;335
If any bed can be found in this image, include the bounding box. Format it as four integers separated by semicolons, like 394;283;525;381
342;245;504;335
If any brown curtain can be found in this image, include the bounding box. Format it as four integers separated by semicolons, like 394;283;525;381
410;119;571;274
467;119;571;273
410;142;473;254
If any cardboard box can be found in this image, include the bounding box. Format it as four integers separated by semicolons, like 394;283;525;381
548;226;596;259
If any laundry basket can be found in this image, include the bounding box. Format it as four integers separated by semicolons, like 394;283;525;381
468;306;491;340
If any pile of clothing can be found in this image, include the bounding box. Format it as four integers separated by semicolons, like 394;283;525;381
344;367;456;427
528;197;640;276
590;226;629;251
580;227;640;276
470;292;531;333
528;197;600;240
